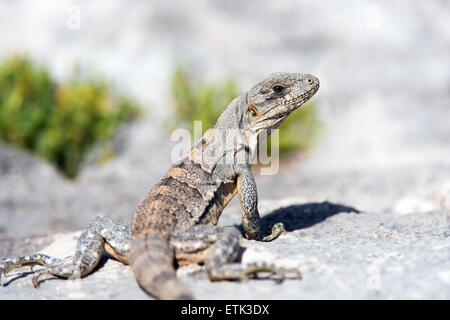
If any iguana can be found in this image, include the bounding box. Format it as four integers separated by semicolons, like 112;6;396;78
0;72;319;299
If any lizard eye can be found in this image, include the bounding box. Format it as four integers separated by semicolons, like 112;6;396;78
272;85;285;95
248;104;259;118
306;78;313;84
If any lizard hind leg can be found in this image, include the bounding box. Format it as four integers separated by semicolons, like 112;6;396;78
0;215;132;287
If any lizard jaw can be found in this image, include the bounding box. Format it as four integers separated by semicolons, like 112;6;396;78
282;78;320;112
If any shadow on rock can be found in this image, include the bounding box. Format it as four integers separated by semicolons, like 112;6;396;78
0;270;34;287
236;201;360;235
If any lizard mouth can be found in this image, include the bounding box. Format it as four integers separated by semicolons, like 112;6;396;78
283;82;320;111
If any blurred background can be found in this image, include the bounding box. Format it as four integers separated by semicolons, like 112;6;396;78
0;0;449;255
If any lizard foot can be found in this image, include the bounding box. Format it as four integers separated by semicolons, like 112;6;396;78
1;216;131;288
206;261;301;283
260;222;287;242
0;254;76;287
243;262;301;283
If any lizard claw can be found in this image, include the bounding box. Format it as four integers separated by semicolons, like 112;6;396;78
271;267;302;283
31;270;50;288
0;259;14;286
283;267;302;280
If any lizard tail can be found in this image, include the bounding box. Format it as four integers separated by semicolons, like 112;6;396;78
129;235;193;300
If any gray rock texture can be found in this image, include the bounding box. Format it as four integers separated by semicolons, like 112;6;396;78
1;202;449;299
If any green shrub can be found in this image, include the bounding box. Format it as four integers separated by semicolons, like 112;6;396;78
0;56;140;178
169;66;238;140
265;98;320;156
169;66;320;157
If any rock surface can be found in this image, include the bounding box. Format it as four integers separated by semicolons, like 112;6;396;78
1;201;449;299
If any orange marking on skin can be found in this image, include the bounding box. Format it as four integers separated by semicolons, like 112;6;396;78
151;185;171;196
167;167;189;178
161;163;213;201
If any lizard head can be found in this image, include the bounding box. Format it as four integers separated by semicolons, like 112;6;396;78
246;72;319;133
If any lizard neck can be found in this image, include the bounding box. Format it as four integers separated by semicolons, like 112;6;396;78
187;93;254;174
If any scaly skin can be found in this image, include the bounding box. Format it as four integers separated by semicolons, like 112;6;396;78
1;72;319;299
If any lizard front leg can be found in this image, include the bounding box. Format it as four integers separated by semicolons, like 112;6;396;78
237;166;286;242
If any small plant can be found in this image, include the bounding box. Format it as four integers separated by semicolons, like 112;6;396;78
169;66;238;140
0;55;140;178
169;66;320;157
265;98;320;156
